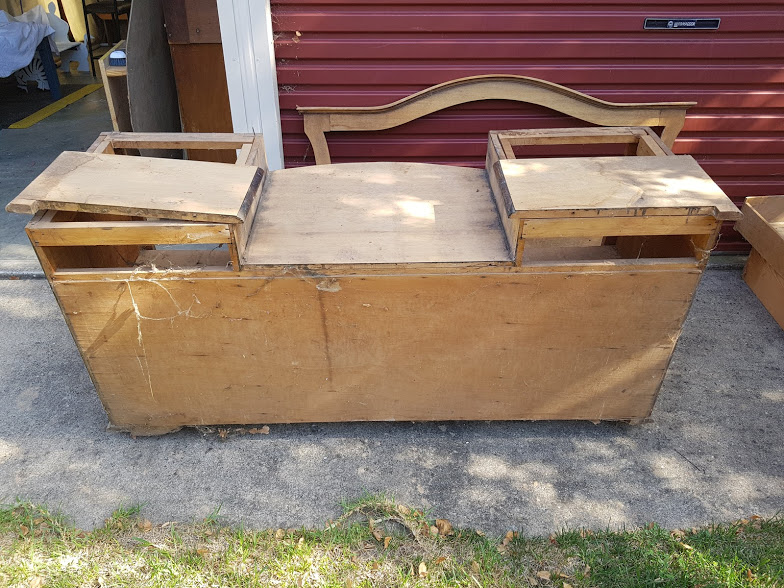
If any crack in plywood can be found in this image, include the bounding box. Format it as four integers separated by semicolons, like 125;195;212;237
316;287;334;389
121;268;208;401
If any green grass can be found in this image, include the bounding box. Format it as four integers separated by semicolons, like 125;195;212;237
0;497;781;587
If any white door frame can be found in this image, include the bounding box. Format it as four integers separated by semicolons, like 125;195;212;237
217;0;285;170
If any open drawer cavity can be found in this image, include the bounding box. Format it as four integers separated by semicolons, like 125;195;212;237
518;216;719;266
7;132;267;276
27;210;237;274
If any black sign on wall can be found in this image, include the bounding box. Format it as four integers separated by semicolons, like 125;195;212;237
644;18;721;30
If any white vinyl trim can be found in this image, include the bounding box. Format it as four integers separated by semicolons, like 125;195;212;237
217;0;284;170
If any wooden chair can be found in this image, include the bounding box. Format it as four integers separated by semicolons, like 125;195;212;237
298;75;695;165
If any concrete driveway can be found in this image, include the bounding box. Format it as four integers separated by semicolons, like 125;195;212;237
0;91;782;536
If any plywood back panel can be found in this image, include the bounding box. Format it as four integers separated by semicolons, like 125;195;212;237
52;268;700;430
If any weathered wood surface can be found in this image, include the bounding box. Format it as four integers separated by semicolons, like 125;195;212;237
98;41;130;133
243;162;511;266
736;196;784;278
737;196;784;330
495;155;741;221
100;132;258;151
743;249;784;330
520;216;718;239
9;130;734;433
6;152;260;223
26;212;232;247
492;127;673;159
52;268;701;432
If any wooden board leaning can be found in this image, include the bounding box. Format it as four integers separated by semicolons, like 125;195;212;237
736;196;784;329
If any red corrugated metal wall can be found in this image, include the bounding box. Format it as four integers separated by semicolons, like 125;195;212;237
272;0;784;251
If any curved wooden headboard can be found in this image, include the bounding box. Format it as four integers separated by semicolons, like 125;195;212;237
297;75;695;165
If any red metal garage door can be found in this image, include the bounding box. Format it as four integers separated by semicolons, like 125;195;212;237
272;0;784;251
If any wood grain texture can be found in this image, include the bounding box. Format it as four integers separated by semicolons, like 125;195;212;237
298;75;694;164
484;133;519;256
496;155;741;221
736;196;784;278
162;0;222;44
6;152;259;222
743;249;784;330
521;216;718;239
27;219;232;247
51;268;701;431
232;170;266;264
98;41;130;132
243;162;512;266
489;127;674;161
168;44;234;163
105;132;256;150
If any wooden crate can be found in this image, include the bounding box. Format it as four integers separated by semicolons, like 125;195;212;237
736;196;784;329
7;130;740;435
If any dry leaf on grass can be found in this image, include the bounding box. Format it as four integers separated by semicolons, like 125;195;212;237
418;562;428;577
138;520;152;532
671;529;685;538
435;519;453;536
471;561;480;574
371;528;383;542
275;528;285;540
435;556;447;565
429;525;439;537
196;548;209;556
28;578;44;588
563;583;573;588
536;570;551;580
383;536;391;549
526;577;538;586
19;525;29;536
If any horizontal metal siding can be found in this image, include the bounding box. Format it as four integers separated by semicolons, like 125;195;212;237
271;0;784;251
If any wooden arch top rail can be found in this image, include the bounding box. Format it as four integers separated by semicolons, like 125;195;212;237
297;75;695;164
